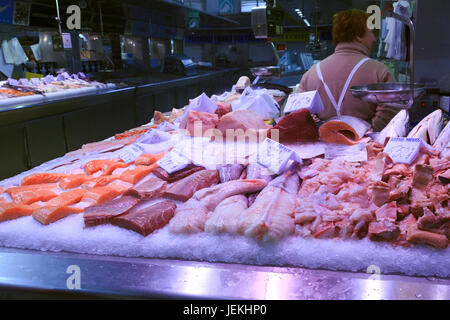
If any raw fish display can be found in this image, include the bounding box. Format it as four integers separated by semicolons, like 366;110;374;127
319;116;371;145
111;200;177;236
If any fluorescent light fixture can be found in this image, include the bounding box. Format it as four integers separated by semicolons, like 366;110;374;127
303;18;310;26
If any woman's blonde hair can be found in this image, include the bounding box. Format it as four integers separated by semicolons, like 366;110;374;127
332;9;370;45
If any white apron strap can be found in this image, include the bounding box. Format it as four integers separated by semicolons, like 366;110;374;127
316;57;370;117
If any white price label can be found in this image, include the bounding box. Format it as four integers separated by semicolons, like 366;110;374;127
157;121;178;132
137;128;171;144
157;150;191;174
257;138;297;175
119;144;145;163
384;137;421;164
283;90;324;114
325;143;367;162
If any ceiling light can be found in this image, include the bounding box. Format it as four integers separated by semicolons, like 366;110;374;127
303;19;310;27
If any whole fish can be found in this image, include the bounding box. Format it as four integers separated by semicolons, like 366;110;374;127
433;121;450;153
407;109;443;145
375;110;409;145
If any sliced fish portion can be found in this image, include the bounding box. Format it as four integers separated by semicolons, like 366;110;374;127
204;195;248;234
168;199;210;234
218;164;245;183
193;179;268;211
126;176;167;200
239;170;300;242
319;116;371;145
111;200;176;236
163;170;219;202
433;121;450;152
83;195;141;227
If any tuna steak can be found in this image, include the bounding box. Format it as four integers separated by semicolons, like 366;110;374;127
111;200;177;236
163;170;219;202
83;195;141;227
268;109;319;143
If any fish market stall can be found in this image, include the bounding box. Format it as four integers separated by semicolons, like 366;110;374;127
0;76;449;300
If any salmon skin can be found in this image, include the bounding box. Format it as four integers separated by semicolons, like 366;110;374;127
319;116;370;145
0;202;36;222
163;170;219;202
119;165;157;185
111;200;177;236
59;174;90;190
32;206;83;225
153;164;205;183
84;195;141;227
7;184;60;204
21;173;67;186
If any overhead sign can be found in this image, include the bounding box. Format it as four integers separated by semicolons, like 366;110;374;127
219;0;234;14
273;31;320;42
188;10;200;29
0;0;14;24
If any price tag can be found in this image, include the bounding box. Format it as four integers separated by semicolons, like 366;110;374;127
283;90;324;114
137;128;171;144
257;138;297;175
157;150;191;174
157;121;178;132
325;143;367;162
118;144;146;164
384;137;421;164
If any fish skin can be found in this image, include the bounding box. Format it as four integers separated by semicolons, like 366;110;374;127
111;200;177;236
433;121;450;152
375;110;409;145
407;109;443;145
193;179;268;211
205;195;248;234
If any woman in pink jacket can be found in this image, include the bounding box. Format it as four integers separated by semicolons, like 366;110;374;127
299;9;398;132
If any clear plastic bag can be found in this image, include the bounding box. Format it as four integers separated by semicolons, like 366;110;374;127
231;87;280;120
9;38;29;66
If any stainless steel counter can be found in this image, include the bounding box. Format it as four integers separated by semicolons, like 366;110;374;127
0;247;448;300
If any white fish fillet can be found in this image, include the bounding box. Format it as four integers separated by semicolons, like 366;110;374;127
168;199;209;234
239;173;299;242
193;179;268;211
433;121;450;152
375;110;409;145
204;195;248;234
407;110;443;145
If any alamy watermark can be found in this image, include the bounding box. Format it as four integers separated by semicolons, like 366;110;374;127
366;4;393;30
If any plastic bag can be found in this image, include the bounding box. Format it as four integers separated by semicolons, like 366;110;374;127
9;38;29;66
231;87;280;120
175;92;218;127
1;40;14;64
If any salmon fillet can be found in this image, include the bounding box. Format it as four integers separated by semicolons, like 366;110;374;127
59;174;90;190
82;175;119;189
46;189;86;207
108;180;134;194
22;173;67;186
84;159;116;175
319;116;370;145
112;200;177;236
101;160;128;175
32;206;84;225
0;203;37;222
7;184;60;205
135;152;166;166
119;164;157;185
81;186;122;206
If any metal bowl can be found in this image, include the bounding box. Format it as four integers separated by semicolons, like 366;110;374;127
350;82;425;104
250;66;281;79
